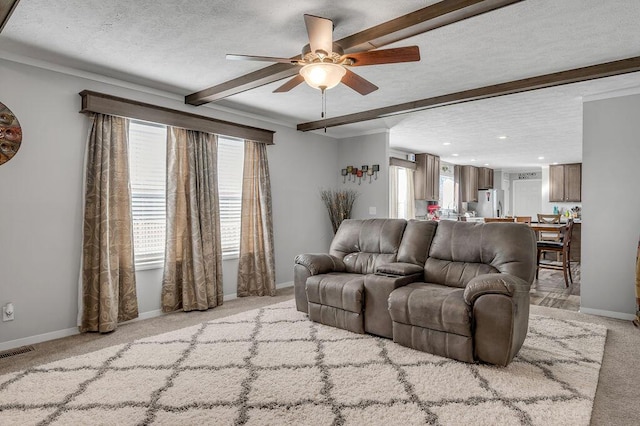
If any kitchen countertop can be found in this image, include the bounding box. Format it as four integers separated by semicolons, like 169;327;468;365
419;215;582;223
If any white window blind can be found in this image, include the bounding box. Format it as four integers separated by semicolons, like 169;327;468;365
128;121;167;269
217;137;244;258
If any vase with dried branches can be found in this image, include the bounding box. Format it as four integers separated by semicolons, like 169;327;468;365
320;189;358;234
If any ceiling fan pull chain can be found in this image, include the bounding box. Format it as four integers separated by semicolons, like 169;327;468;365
321;87;328;132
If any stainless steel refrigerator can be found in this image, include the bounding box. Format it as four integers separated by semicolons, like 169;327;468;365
475;189;505;218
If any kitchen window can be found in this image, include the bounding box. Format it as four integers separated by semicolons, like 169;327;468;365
439;175;455;212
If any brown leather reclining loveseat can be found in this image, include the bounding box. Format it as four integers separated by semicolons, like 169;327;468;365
294;218;536;366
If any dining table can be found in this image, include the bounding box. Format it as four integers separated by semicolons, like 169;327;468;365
528;223;566;233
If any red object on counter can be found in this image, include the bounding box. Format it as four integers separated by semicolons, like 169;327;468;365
427;205;440;220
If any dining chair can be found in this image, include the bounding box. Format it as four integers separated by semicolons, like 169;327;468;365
484;217;516;223
536;219;574;287
537;213;562;260
515;216;532;224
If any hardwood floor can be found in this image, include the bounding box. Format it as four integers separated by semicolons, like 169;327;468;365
530;262;581;311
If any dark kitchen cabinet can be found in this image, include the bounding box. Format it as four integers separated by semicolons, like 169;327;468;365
414;153;440;201
460;165;478;202
549;163;581;202
477;167;494;190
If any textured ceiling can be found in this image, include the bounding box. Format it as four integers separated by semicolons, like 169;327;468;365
2;0;640;169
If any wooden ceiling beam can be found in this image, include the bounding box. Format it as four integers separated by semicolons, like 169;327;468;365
296;56;640;132
185;63;300;106
185;0;523;106
336;0;522;52
0;0;21;33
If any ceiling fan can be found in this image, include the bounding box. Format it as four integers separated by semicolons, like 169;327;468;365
226;14;421;97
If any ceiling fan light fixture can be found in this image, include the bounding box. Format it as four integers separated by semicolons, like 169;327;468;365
300;63;346;91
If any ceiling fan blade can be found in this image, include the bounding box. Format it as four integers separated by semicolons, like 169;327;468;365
341;69;378;95
304;14;333;55
342;46;421;66
273;74;305;93
226;54;299;64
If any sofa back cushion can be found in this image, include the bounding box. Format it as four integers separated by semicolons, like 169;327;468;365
330;219;407;274
397;220;438;266
424;220;536;288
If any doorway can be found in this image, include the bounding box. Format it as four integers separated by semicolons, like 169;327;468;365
512;179;542;218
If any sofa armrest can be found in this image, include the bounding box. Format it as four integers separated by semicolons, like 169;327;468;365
376;262;424;277
463;273;530;305
294;253;345;275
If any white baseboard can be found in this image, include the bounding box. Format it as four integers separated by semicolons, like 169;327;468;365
579;307;635;321
0;327;79;352
277;281;294;289
121;309;165;325
0;281;295;352
223;281;294;302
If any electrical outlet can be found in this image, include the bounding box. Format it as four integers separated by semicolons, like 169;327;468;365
3;303;14;322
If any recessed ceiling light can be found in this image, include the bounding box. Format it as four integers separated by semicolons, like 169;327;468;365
552;162;558;165
452;153;459;157
498;136;507;140
443;142;451;146
470;159;476;162
484;163;489;166
538;156;544;160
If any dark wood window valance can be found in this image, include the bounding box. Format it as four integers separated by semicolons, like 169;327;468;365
389;157;417;170
79;90;275;144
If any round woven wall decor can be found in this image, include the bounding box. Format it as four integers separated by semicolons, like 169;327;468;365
0;102;22;165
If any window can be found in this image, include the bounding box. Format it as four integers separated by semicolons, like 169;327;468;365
217;137;244;258
439;175;455;211
128;121;167;269
396;166;409;219
128;125;244;268
390;165;414;219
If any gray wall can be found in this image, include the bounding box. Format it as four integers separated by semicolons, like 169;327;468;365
0;58;337;348
582;93;640;318
336;132;389;219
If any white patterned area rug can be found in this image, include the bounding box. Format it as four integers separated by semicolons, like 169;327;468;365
0;300;606;426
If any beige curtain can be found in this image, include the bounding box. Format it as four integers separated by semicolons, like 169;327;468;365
406;168;416;220
81;114;138;333
162;127;223;312
237;141;276;297
390;165;400;218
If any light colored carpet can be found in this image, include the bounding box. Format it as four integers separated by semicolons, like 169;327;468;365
0;299;606;425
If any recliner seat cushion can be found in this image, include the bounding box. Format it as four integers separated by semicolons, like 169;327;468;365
306;273;364;313
388;282;472;337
